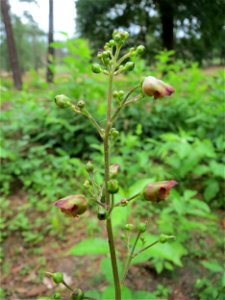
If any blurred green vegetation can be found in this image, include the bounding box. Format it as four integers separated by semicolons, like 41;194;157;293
0;38;224;299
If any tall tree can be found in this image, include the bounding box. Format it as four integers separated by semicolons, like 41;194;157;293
76;0;225;63
1;0;22;90
157;0;174;50
46;0;54;83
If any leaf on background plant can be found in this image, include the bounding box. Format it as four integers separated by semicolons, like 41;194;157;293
85;290;101;299
128;178;155;197
132;234;187;267
100;257;123;284
132;290;156;299
69;238;108;256
201;261;224;273
111;205;131;228
102;285;132;300
204;180;219;201
209;161;225;179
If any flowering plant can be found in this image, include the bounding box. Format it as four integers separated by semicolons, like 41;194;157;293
47;31;176;300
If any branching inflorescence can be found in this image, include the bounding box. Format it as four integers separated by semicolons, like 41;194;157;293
47;31;176;300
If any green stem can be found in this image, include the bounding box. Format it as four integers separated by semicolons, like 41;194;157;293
62;280;73;292
82;108;103;137
133;240;159;258
121;232;141;283
104;71;121;300
113;192;141;209
111;85;140;123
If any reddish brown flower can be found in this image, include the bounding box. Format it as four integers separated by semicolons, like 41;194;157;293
142;76;175;99
143;180;177;202
54;195;87;217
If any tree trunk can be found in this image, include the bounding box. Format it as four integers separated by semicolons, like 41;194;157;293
158;0;174;50
46;0;54;83
1;0;22;90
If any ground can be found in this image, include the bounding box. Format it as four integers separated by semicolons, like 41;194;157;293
1;191;223;300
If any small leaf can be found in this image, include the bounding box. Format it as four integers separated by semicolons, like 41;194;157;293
201;261;223;273
69;238;108;256
132;290;156;299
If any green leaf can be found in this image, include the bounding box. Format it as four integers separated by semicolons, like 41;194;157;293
85;290;101;299
69;238;108;256
132;234;187;267
204;180;219;201
132;290;156;299
128;178;155;197
201;261;224;273
102;286;132;300
100;257;123;284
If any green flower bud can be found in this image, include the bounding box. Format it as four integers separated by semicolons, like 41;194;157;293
137;223;146;233
71;289;84;300
86;161;94;172
111;130;119;139
97;52;103;59
77;100;86;109
83;180;90;188
55;94;71;108
123;31;129;39
125;61;135;71
92;63;102;73
136;45;145;54
109;39;115;47
53;292;62;300
129;47;135;54
113;91;119;98
124;224;135;231
52;272;64;284
102;51;110;58
114;34;121;42
97;208;108;220
159;234;175;243
118;90;124;98
107;179;119;194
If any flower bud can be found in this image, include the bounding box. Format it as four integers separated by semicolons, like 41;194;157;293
55;94;71;108
52;272;64;284
136;45;145;54
92;63;102;73
125;61;135;71
107;179;119;194
83;180;90;188
112;130;119;139
137;223;146;233
114;34;121;42
142;76;175;99
71;289;84;300
53;292;62;300
113;91;119;98
97;208;108;220
102;51;110;58
143;180;177;203
77;100;86;109
109;164;120;178
97;52;103;59
124;224;135;231
54;195;87;217
118;90;124;99
159;234;175;243
86;161;94;172
109;39;115;47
